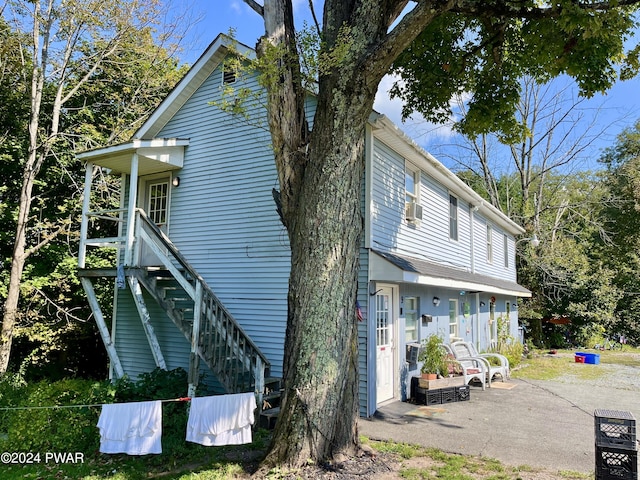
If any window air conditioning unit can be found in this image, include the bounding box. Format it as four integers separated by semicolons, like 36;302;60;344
406;343;421;364
405;202;423;221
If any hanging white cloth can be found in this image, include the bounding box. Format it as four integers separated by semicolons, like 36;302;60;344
186;392;257;446
97;400;162;455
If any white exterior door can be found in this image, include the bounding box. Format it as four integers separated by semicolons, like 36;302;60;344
140;177;170;266
376;287;395;403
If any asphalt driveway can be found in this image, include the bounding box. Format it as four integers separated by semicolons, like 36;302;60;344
358;360;640;474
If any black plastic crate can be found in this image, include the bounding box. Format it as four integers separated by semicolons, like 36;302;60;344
441;387;457;403
456;385;471;402
596;445;638;480
414;388;427;405
425;389;442;405
595;409;637;450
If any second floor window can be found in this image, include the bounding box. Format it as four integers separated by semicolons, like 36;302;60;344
405;166;418;204
487;225;493;263
405;165;422;222
449;194;458;240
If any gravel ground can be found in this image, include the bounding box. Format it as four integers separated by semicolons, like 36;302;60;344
555;362;640;390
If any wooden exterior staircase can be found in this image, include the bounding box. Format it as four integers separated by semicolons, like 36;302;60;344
78;209;275;406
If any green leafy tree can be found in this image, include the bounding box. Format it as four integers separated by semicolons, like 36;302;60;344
241;0;640;468
0;0;187;375
598;120;640;343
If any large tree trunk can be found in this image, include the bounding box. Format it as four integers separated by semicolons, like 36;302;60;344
264;75;374;465
255;0;442;468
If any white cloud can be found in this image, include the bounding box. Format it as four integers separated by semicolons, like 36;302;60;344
374;74;460;150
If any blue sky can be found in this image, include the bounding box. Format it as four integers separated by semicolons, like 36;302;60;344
179;1;640;172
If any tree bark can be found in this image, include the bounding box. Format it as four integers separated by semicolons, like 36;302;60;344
0;0;48;373
264;73;373;465
255;0;444;467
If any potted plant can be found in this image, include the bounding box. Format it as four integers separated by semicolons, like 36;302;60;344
418;334;448;379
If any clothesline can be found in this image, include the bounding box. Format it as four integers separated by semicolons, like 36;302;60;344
0;397;192;411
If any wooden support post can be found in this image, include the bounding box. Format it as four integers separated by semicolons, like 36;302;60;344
124;153;138;266
188;282;203;398
80;277;125;378
127;276;167;370
78;163;93;269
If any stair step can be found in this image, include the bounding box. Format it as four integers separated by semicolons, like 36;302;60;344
264;377;282;390
259;407;280;430
137;262;269;396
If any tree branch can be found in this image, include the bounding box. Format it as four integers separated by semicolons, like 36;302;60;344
243;0;265;17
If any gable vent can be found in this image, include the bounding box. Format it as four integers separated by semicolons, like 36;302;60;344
223;65;236;84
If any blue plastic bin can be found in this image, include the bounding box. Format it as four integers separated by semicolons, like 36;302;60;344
575;352;600;364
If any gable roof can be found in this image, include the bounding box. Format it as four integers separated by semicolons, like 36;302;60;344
135;34;254;139
132;32;522;237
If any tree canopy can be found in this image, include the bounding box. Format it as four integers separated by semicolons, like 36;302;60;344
391;2;639;142
244;0;640;469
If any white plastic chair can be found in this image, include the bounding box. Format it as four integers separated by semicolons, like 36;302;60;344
451;341;508;386
441;344;487;390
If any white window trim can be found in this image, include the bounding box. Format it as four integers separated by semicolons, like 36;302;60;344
487;225;493;263
449;194;458;241
404;296;419;343
449;299;459;340
405;163;419;204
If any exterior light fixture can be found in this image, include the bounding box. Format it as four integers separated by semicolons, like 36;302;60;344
432;296;440;307
517;233;540;247
172;176;180;187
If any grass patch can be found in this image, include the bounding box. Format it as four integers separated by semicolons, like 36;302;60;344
511;353;602;381
510;349;640;381
597;350;640;367
366;438;587;480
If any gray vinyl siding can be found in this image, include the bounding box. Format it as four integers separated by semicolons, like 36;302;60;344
151;65;289;378
370;136;517;283
113;289;222;391
473;214;516;281
370;138;471;269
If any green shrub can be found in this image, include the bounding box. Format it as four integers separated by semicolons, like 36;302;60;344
493;316;524;368
0;377;115;452
0;368;196;458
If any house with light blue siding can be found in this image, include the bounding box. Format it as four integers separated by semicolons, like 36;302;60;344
77;34;530;418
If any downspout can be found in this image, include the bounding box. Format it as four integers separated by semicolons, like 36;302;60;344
365;123;376;418
475;292;480;349
469;204;477;274
470;204;480;348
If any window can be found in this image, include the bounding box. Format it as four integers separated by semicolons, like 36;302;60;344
504;301;512;338
503;234;509;268
405;165;423;221
148;181;169;226
489;301;497;348
487;225;493;263
449;194;458;240
449;299;458;340
404;297;418;342
405;166;418;204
